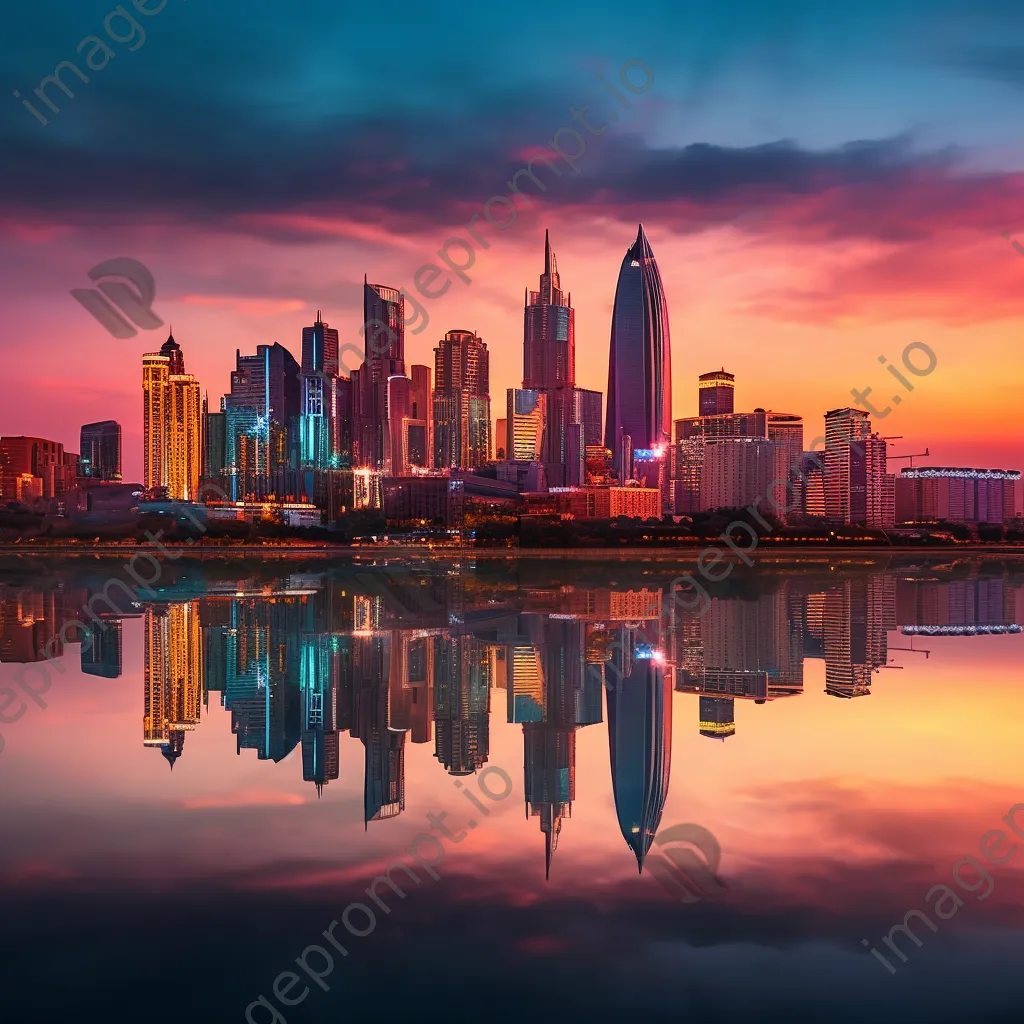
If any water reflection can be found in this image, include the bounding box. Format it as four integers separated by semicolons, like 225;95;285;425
2;557;1021;876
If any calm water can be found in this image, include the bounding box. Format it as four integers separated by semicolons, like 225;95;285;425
1;554;1023;1023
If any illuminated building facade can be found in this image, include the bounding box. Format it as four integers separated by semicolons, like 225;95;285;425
606;626;673;869
142;333;202;500
79;420;121;480
408;364;433;470
823;576;891;698
352;283;405;469
605;224;672;476
0;435;78;500
299;312;348;470
673;409;803;518
586;485;661;520
700;437;779;514
801;450;826;516
520;233;601;486
895;467;1020;524
823;408;893;528
382;475;464;528
433;635;491;775
524;231;574;392
143;602;204;768
698;369;735;416
433;330;491;469
506;388;547;462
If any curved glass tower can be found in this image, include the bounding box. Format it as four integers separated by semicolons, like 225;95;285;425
604;224;672;474
606;632;673;871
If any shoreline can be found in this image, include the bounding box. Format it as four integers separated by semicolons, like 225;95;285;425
1;542;1023;561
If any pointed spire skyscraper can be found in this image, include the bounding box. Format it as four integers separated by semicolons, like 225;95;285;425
604;224;672;475
524;229;572;390
519;230;602;486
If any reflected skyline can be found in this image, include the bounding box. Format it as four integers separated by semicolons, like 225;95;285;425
3;557;1022;877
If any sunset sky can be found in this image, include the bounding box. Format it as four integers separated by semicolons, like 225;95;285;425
3;0;1024;480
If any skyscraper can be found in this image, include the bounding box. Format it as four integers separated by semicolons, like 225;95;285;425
143;602;203;768
362;280;405;381
698;370;735;416
79;420;121;480
352;282;406;468
524;230;574;391
142;332;202;500
408;364;433;469
225;342;301;493
230;343;301;427
696;370;737;413
301;312;340;377
433;330;491;469
824;408;893;528
522;232;602;486
605;224;672;477
700;436;779;513
673;409;803;519
606;627;673;871
298;312;347;470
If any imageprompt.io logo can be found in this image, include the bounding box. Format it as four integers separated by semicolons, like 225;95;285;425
71;257;163;338
646;823;728;903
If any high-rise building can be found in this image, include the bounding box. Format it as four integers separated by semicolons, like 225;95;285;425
143;602;203;768
521;232;602;487
823;576;889;698
409;364;433;469
81;619;122;679
142;333;202;500
204;407;226;480
823;408;893;528
673;410;803;519
433;330;491;469
606;626;672;870
506;389;547;462
698;370;735;416
362;281;405;382
229;343;301;426
301;311;340;377
352;283;405;469
895;467;1020;525
801;451;826;517
224;342;301;494
700;437;779;513
79;421;121;481
524;230;573;391
605;224;672;477
298;312;349;470
0;436;77;500
433;635;491;775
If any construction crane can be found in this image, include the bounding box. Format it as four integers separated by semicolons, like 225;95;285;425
883;438;930;469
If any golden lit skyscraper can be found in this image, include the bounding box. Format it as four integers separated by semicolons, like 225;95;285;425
143;602;204;768
143;333;202;500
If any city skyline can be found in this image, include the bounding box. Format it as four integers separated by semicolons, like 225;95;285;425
2;214;1019;484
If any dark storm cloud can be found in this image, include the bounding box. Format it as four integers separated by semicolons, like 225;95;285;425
0;95;998;248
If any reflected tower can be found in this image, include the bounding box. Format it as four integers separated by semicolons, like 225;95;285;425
604;224;672;476
143;603;204;769
606;628;673;870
